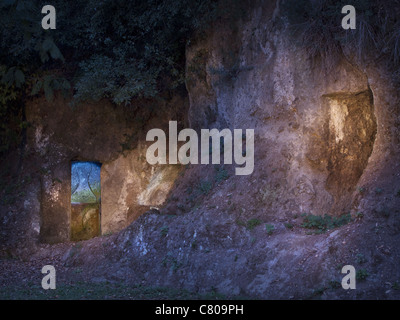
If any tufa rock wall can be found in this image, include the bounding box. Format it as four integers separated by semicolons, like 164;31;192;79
25;95;187;243
185;1;381;217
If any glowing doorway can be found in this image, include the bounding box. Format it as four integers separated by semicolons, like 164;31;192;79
71;161;101;241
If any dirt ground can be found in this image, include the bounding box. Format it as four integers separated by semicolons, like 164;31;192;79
2;189;400;300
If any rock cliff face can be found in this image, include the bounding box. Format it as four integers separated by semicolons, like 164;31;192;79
60;2;400;299
1;0;400;299
185;3;380;218
22;95;186;244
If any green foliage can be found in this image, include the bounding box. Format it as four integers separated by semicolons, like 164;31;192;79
0;0;64;155
73;55;158;105
246;218;262;230
356;268;369;281
214;166;230;183
198;180;213;195
392;282;400;290
0;0;249;156
284;222;294;229
265;224;275;235
355;212;364;219
1;67;25;88
37;36;65;64
0;82;17;106
54;0;217;105
0;1;45;66
355;253;367;265
0;68;26;156
0;0;219;108
71;182;100;203
30;75;71;102
187;166;230;206
301;213;352;234
235;219;246;228
236;218;263;231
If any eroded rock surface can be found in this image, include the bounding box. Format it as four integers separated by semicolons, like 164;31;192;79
1;0;400;300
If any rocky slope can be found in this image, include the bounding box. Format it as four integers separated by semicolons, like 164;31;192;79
1;0;400;299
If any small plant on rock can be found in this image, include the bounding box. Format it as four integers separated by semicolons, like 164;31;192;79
198;180;212;195
356;269;369;281
284;222;294;229
246;219;262;230
265;224;275;235
355;212;364;219
214;166;229;183
301;213;352;234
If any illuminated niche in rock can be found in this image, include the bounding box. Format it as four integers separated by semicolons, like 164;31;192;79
70;161;101;241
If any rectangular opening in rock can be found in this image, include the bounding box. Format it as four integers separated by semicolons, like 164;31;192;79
71;161;101;241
